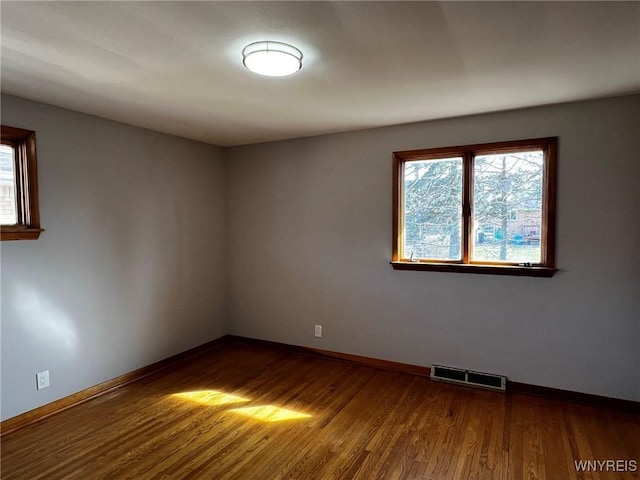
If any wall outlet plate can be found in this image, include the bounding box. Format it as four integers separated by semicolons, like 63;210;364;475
314;324;322;338
36;370;50;390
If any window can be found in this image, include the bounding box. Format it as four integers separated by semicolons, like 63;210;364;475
392;137;557;277
1;125;43;240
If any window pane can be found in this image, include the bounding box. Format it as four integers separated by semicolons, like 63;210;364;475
472;151;544;263
403;157;463;260
0;145;17;225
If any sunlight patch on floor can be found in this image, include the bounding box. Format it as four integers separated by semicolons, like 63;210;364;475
229;405;312;422
172;390;249;406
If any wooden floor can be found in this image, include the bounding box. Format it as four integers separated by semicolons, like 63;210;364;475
1;341;639;479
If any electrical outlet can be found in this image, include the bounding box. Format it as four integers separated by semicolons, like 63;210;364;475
314;324;322;338
36;370;50;390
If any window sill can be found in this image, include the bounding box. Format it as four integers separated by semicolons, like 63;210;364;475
390;261;557;277
1;227;44;241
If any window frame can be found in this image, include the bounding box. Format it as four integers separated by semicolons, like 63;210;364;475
1;125;43;241
391;137;557;277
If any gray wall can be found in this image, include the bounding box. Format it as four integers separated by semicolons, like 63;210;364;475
226;95;640;402
1;95;227;420
2;94;638;422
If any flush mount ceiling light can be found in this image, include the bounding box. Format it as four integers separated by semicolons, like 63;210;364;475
242;41;303;77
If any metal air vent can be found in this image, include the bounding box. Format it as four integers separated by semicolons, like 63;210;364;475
431;365;506;391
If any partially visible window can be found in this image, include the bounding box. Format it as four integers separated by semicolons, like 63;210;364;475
0;144;18;225
1;125;43;240
392;137;557;277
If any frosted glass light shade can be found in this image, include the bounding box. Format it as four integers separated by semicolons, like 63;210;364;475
242;41;303;77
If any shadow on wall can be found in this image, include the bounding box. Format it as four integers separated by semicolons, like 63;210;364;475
15;285;79;354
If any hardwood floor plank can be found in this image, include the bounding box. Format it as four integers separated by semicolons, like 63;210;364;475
1;342;638;480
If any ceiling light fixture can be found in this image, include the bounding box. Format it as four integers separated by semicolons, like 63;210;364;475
242;41;303;77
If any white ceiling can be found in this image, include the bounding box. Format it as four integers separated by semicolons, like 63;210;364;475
2;1;639;147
